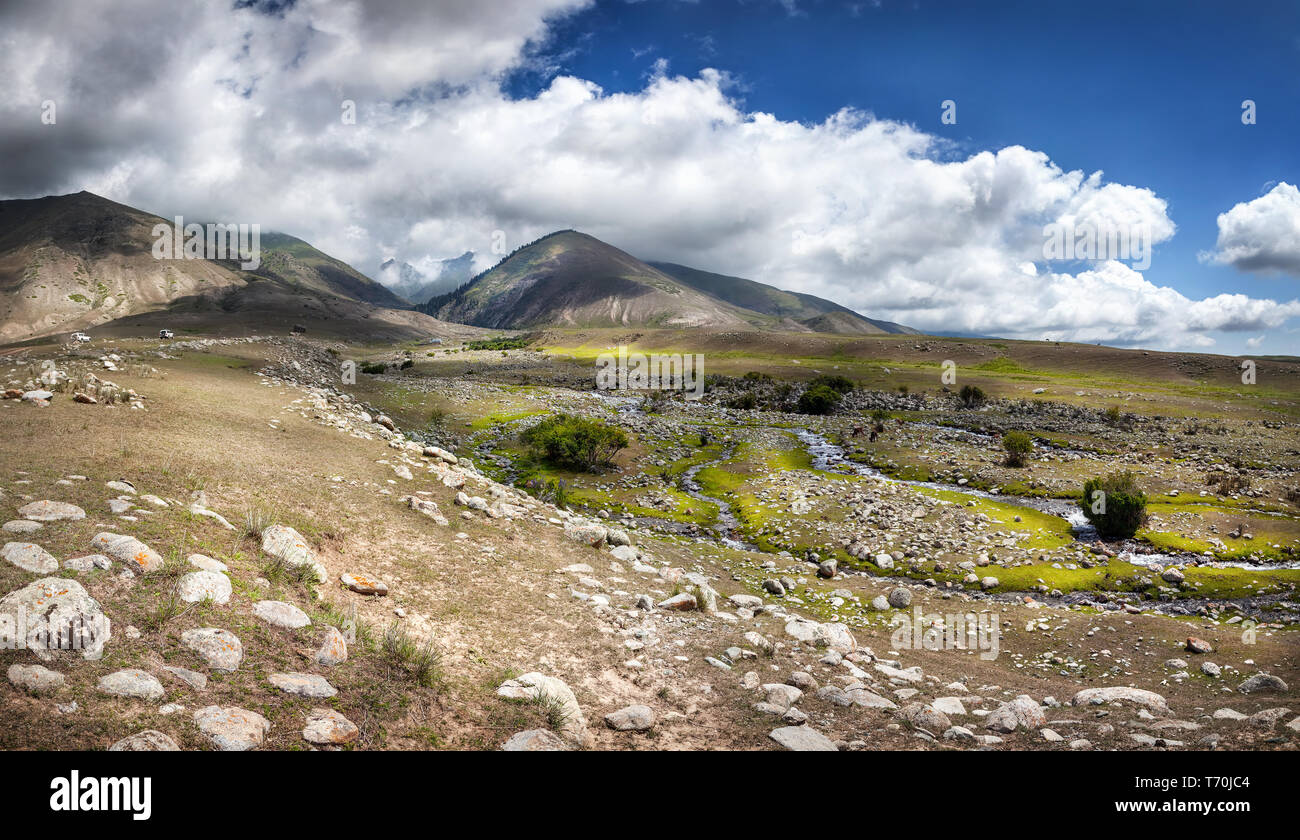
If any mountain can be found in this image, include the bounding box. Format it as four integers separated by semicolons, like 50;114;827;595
418;229;917;334
379;251;474;305
418;231;755;329
647;261;919;335
0;191;478;344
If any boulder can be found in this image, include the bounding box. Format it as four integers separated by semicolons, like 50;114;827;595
16;501;86;522
193;706;270;751
2;542;58;574
91;532;164;574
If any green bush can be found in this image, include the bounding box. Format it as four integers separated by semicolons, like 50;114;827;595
520;414;629;470
797;384;841;415
360;362;386;375
808;374;855;395
726;392;758;410
1081;471;1147;539
1002;431;1033;467
959;384;986;408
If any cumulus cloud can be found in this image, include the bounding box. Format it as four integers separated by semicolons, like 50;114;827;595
0;0;1295;351
1202;182;1300;275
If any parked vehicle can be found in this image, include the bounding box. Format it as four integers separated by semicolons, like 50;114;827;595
158;329;174;339
291;324;307;334
70;332;91;343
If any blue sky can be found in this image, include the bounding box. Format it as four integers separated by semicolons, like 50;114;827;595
3;0;1296;353
507;0;1300;351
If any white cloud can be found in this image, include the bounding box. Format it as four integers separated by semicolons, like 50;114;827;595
1203;182;1300;275
1;0;1295;352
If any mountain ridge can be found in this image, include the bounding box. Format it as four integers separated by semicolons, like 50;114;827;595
420;230;916;335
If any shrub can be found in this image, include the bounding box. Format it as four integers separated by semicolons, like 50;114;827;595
360;361;386;375
808;374;854;395
520;414;629;470
1081;471;1147;539
1002;431;1033;467
1104;405;1122;424
399;359;414;370
958;384;986;408
726;392;758;410
797;384;841;415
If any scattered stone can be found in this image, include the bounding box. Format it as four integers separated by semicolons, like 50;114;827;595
261;524;326;582
1238;673;1288;694
268;672;338;698
340;572;388;596
91;532;164;574
97;669;165;701
887;587;912;608
17;500;86;522
2;520;42;534
109;730;180;751
605;704;655;732
1185;636;1213;655
193;706;271;751
769;726;838;751
0;577;109;660
187;553;228;573
497;672;591;748
315;625;349;666
1071;687;1170;715
502;729;570;751
2;541;58;574
253;600;311;629
986;695;1047;733
7;663;65;695
181;628;243;672
303;708;359;745
175;570;232;605
657;592;697;611
163;665;208;691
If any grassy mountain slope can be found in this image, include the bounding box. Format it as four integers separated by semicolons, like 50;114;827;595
647;260;919;335
0;191;474;344
420;231;754;329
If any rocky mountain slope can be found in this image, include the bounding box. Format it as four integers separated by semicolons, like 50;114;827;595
647;261;919;335
419;230;916;335
0;192;467;344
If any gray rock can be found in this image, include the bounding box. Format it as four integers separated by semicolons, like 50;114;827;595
163;665;208;691
302;708;359;745
268;672;338;698
260;524;326;582
1071;686;1169;715
986;695;1047;733
181;628;243;672
97;669;164;701
2;520;42;534
175;571;232;605
252;600;311;629
1238;673;1288;694
887;587;912;608
193;705;271;751
110;730;180;751
0;577;109;660
900;702;951;733
7;663;65;695
604;704;655;731
769;726;838;751
502;729;570;751
2;541;58;574
91;532;164;574
315;625;349;666
497;672;591;748
17;500;85;522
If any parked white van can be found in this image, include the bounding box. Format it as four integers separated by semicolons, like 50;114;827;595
158;329;175;340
